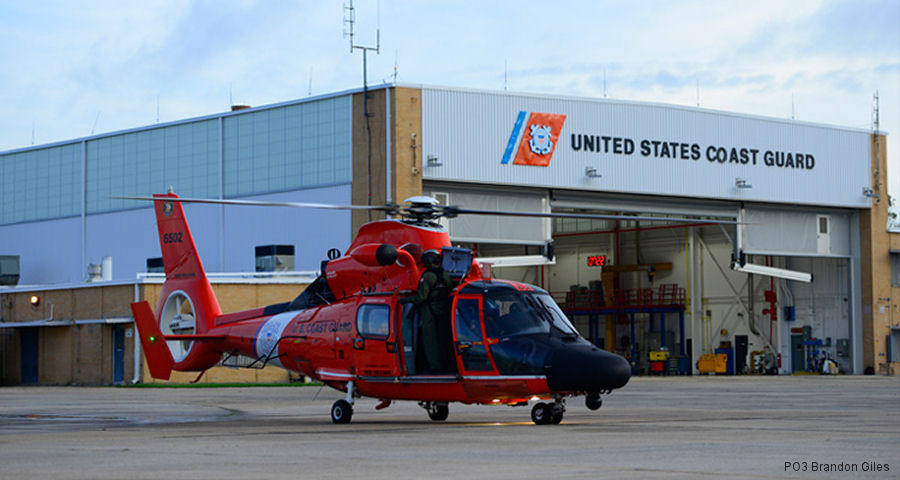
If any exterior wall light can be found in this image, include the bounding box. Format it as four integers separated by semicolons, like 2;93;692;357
585;166;601;178
735;178;752;189
426;155;443;167
30;295;40;307
862;187;879;199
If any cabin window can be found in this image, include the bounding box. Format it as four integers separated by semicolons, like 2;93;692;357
357;304;390;339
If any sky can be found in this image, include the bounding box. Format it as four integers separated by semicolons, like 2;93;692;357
1;0;898;214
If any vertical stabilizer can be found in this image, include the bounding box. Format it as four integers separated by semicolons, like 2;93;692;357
150;194;223;370
131;301;174;380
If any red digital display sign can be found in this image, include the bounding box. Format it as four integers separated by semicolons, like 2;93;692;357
586;255;606;267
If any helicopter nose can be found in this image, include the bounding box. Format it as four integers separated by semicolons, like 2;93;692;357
546;346;632;393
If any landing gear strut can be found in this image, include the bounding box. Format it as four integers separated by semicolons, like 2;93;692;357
331;381;357;424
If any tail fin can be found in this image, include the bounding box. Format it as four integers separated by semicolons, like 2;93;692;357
150;194;223;371
131;301;175;380
152;193;222;334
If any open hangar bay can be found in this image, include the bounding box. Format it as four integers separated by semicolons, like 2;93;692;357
0;376;897;480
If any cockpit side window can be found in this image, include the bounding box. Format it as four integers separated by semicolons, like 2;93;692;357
479;289;580;339
455;298;483;343
483;291;548;338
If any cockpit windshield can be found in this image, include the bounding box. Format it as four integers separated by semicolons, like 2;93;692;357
481;289;579;339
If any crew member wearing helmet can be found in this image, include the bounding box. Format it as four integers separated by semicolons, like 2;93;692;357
400;249;455;373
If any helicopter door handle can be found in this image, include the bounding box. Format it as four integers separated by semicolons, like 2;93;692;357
385;341;397;353
456;341;472;352
353;338;365;350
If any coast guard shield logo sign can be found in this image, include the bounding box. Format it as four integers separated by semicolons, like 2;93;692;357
501;111;566;167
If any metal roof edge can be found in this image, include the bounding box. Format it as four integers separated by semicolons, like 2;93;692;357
417;83;879;135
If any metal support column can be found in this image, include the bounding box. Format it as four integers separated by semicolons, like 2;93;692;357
689;228;702;374
660;313;666;349
630;312;636;366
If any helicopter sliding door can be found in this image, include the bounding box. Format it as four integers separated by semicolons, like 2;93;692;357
453;296;496;373
353;301;402;378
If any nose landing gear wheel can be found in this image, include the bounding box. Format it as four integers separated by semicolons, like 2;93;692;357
585;393;602;410
331;399;353;424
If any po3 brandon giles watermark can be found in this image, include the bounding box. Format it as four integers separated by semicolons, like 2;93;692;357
785;461;890;474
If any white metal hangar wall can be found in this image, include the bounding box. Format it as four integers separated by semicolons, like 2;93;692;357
0;93;355;285
418;85;872;374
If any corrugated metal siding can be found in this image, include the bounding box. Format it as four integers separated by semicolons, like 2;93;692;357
422;87;871;208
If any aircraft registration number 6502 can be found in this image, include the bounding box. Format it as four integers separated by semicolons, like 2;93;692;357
163;232;183;244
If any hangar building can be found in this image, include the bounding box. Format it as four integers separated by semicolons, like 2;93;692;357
1;84;897;384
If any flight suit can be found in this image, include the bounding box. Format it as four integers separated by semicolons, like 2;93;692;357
406;267;454;372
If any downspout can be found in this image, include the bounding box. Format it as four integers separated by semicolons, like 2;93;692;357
131;279;142;384
385;87;392;205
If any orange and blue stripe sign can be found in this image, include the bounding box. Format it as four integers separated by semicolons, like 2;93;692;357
501;111;566;167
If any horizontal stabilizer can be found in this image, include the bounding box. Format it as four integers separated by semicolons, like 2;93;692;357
131;301;175;380
164;334;227;341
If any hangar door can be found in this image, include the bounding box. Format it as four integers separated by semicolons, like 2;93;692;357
740;206;858;374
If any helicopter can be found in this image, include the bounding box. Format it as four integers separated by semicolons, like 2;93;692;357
125;191;731;425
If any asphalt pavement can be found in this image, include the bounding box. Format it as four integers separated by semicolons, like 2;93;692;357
0;376;897;479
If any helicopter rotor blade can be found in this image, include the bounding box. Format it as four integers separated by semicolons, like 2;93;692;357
444;206;739;225
111;195;397;213
112;195;739;225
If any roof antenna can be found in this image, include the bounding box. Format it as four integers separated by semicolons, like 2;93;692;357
345;0;381;219
344;0;380;104
603;68;607;98
791;93;795;120
696;80;700;107
91;111;101;135
308;67;314;96
504;59;508;91
31;121;35;145
156;95;160;123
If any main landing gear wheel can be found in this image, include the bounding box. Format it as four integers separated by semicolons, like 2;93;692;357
331;399;353;424
585;393;603;410
531;402;558;425
421;402;450;421
550;408;564;424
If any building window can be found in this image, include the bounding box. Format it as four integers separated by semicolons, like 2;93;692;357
0;143;81;225
357;304;390;339
86;120;219;214
223;96;351;197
